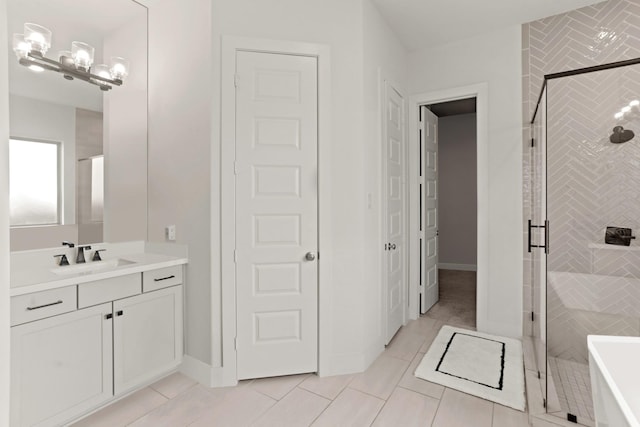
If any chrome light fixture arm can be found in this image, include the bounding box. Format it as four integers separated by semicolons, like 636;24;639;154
13;22;128;92
19;52;123;91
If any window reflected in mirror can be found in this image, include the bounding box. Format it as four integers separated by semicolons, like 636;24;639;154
9;138;60;226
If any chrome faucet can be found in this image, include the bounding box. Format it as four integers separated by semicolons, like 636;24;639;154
76;245;92;264
62;241;75;248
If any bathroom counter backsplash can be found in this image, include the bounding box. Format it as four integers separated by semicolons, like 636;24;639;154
10;240;188;296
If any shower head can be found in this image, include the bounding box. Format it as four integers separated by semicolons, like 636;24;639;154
610;126;635;144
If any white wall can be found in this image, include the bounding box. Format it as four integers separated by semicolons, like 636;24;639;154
362;0;408;364
409;26;523;337
438;113;477;267
0;0;10;421
103;9;148;244
146;0;213;365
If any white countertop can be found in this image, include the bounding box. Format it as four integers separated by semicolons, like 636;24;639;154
10;242;188;297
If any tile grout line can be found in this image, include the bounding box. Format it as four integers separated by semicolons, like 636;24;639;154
430;388;446;427
151;380;199;400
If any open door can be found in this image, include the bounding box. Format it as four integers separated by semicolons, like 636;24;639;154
420;106;438;314
383;83;407;344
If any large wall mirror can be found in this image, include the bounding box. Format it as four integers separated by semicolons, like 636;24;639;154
7;0;148;251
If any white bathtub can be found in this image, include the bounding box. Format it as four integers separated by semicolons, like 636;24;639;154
588;335;640;427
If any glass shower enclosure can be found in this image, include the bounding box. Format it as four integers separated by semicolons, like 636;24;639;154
530;58;640;425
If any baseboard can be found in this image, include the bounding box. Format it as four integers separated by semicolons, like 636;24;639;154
179;355;238;388
179;355;213;386
182;350;380;385
438;263;477;271
323;347;387;377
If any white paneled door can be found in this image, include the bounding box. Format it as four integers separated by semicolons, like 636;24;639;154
420;106;439;314
384;83;406;344
235;51;318;380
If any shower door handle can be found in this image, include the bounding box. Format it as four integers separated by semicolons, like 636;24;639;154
528;219;549;253
544;220;549;254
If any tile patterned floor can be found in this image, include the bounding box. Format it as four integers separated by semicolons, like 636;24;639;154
73;270;528;426
548;357;594;422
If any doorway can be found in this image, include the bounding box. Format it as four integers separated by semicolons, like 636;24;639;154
408;84;487;329
420;98;477;327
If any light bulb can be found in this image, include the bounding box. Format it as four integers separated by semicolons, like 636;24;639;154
630;100;640;107
93;64;111;80
23;23;51;55
622;106;631;113
615;112;624;119
28;64;45;72
12;34;30;59
72;41;94;71
110;57;129;80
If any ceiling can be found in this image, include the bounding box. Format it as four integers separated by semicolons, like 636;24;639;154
429;98;476;117
371;0;606;51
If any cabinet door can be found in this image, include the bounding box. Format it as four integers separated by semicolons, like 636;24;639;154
11;303;113;427
113;285;183;394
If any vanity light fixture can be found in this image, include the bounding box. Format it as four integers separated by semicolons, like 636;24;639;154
12;22;129;91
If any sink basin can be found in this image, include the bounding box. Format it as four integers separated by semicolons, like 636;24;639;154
51;258;136;276
588;335;640;427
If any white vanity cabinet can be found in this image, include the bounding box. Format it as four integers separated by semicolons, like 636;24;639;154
10;303;113;427
10;263;185;427
114;285;183;394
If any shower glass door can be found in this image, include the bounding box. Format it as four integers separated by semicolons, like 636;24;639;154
544;61;640;425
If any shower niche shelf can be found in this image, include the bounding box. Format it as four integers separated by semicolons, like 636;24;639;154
588;243;640;251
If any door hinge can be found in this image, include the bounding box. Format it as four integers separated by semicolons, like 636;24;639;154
234;337;238;350
543;398;547;409
234;161;238;175
531;312;535;322
233;250;237;263
531;138;535;148
234;74;240;88
537;370;541;379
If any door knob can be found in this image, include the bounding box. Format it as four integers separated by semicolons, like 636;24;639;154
305;252;316;261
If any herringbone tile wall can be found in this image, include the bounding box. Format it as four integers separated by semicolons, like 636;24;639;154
522;0;640;334
547;66;640;274
523;0;640;369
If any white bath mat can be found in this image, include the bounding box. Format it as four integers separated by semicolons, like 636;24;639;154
415;325;526;411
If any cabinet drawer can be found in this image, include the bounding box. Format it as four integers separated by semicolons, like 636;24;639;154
11;286;77;326
143;266;183;292
78;274;141;308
